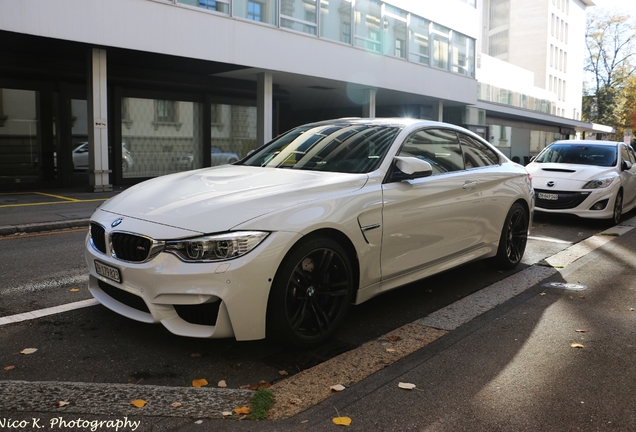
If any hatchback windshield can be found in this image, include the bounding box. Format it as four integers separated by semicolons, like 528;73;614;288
241;123;401;173
535;144;617;167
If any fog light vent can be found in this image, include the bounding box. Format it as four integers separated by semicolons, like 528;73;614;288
590;199;608;211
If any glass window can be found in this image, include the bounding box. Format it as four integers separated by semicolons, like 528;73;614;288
408;17;430;65
178;0;230;13
241;123;399;173
431;24;451;70
399;128;463;175
382;5;407;59
458;133;499;168
535;144;617;167
234;0;277;25
0;88;44;183
122;98;203;179
451;32;470;75
320;0;352;43
281;0;318;35
354;0;382;53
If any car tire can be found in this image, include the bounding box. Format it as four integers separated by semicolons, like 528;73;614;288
610;191;623;225
490;202;529;270
267;236;354;347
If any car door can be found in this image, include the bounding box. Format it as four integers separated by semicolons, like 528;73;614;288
619;144;636;207
380;128;483;280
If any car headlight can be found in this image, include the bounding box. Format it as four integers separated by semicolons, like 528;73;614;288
582;175;617;189
165;231;269;262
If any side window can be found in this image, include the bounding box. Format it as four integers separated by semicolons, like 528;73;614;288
621;145;635;165
458;133;499;168
399;128;463;175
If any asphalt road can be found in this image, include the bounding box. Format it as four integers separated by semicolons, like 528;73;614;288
0;211;623;392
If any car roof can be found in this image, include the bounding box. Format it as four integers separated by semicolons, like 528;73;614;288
551;140;620;147
306;117;457;129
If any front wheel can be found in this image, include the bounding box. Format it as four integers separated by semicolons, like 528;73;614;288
490;202;529;270
267;237;354;347
610;191;623;225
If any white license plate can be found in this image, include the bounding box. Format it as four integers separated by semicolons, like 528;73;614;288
95;260;122;283
538;192;559;201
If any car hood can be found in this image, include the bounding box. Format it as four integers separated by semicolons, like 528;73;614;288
526;162;616;189
98;165;368;234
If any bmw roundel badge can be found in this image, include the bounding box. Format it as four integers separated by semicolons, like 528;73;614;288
112;218;123;228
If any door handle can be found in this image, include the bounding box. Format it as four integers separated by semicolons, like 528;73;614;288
462;181;478;190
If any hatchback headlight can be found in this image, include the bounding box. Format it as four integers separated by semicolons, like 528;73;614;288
582;175;617;189
165;231;269;262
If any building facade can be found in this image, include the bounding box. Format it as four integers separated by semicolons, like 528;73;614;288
0;0;600;191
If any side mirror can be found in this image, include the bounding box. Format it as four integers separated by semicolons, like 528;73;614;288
622;160;632;171
391;156;433;181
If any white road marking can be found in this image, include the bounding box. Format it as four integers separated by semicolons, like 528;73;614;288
0;298;99;326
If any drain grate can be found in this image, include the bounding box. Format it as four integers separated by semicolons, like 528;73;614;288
261;339;357;375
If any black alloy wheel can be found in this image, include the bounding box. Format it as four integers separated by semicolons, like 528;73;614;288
491;202;529;270
267;237;353;347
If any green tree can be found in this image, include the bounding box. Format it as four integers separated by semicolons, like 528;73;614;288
583;9;636;137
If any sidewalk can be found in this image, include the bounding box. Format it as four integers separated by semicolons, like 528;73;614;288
2;191;636;431
0;188;122;236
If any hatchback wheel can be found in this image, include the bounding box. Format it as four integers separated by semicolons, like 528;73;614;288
610;191;623;225
490;202;528;270
267;237;353;347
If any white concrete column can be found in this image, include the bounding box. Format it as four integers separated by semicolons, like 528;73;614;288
362;88;377;118
431;100;444;122
87;48;112;192
257;72;273;146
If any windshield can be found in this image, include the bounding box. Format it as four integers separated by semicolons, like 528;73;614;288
240;123;401;173
535;144;617;167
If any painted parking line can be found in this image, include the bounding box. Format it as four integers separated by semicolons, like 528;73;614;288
0;192;108;209
0;299;99;326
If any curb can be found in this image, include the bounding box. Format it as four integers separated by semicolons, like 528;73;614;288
0;219;90;236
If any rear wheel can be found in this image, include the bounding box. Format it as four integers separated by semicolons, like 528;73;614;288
490;202;529;270
267;237;354;347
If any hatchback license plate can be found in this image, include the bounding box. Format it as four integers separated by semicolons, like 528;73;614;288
95;260;122;283
538;192;559;201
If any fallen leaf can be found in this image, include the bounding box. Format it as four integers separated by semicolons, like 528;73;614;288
249;380;270;390
579;296;585;299
333;416;352;426
131;399;147;408
386;348;397;353
70;288;80;292
575;329;588;333
278;370;289;376
330;384;346;392
217;380;227;388
20;348;38;355
170;402;182;408
570;342;585;349
192;379;209;388
234;406;251;415
4;365;15;371
540;292;546;296
221;411;233;417
387;336;402;342
288;398;302;405
55;401;70;407
398;382;417;390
